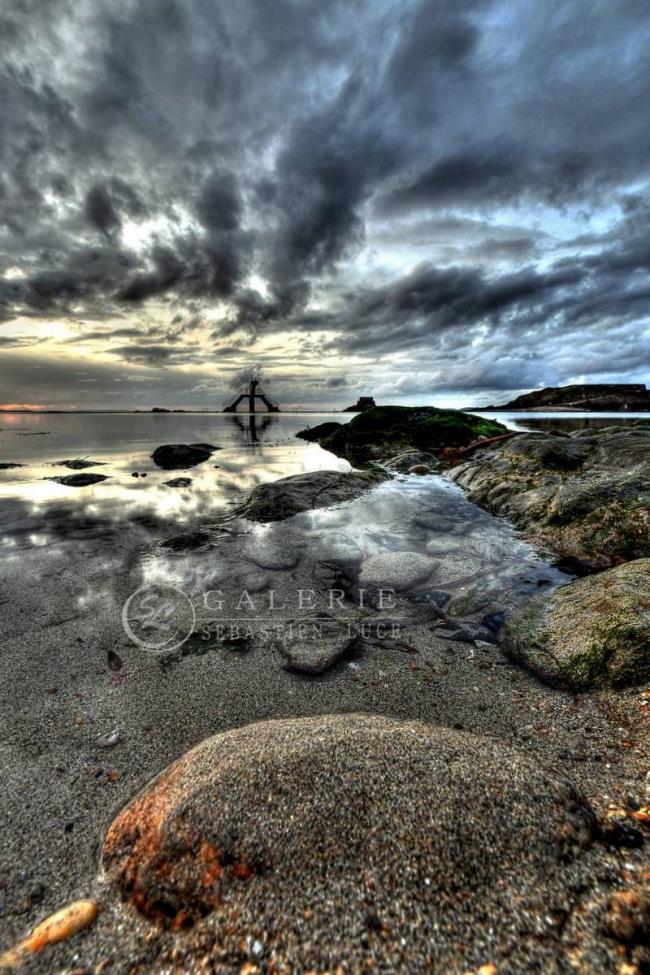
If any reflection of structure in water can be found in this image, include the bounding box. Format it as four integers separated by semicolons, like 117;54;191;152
223;374;280;413
228;412;276;443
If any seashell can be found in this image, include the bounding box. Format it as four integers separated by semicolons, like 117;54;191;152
0;899;98;967
96;729;120;748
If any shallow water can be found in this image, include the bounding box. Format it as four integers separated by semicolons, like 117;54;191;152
0;409;583;636
0;413;349;540
136;470;568;654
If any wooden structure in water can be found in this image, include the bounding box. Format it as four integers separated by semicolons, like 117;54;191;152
222;375;280;413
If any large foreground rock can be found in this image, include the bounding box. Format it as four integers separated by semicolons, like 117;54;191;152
450;427;650;569
502;559;650;688
103;714;598;973
239;468;388;521
297;406;506;459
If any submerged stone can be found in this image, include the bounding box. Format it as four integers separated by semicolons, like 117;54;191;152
102;714;596;972
358;550;434;591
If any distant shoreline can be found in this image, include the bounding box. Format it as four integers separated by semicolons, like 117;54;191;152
0;409;343;415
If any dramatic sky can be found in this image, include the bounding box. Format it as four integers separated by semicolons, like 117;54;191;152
1;0;650;410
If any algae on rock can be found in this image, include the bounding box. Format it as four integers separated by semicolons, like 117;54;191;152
502;559;650;688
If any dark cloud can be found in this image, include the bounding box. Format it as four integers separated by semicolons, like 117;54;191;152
1;0;649;404
196;172;241;233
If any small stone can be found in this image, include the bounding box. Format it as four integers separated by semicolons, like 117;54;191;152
96;729;120;749
605;887;650;943
0;900;98;964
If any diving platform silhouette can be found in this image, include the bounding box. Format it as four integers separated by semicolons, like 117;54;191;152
223;376;280;413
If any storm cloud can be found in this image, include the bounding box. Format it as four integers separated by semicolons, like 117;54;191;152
1;0;649;407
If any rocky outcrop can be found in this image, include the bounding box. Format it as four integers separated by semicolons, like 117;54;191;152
239;468;389;522
343;395;376;411
502;560;650;688
297;406;506;460
152;443;217;470
295;421;343;442
450;427;650;569
478;383;650;411
103;714;598;972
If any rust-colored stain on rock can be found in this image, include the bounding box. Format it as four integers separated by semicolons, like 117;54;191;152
103;754;254;929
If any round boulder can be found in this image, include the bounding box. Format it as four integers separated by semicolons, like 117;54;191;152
103;714;595;973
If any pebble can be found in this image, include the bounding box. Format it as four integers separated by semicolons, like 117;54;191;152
0;900;98;967
96;729;120;748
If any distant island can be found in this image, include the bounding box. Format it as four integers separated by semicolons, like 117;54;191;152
474;383;650;412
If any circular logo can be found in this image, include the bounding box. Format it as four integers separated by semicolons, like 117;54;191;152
122;584;196;652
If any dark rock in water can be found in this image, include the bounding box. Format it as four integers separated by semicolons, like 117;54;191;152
102;714;598;972
450;427;650;568
189;442;219;451
160;530;212;551
164;477;192;488
502;560;650;688
0;462;24;469
152;444;215;470
295;421;342;442
299;406;506;460
240;468;389;522
52;473;109;487
57;458;104;470
384;450;439;473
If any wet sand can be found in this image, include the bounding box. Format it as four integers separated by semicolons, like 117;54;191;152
0;426;648;972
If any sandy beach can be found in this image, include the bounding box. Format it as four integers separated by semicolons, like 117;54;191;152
1;412;649;972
